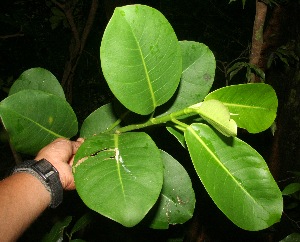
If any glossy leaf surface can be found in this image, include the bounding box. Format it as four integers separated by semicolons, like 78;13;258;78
100;5;182;115
204;83;278;133
80;103;120;138
185;123;283;231
73;132;163;227
149;150;195;229
0;90;78;155
158;41;215;115
9;67;66;99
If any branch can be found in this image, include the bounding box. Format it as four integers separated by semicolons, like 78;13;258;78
51;0;98;102
51;0;64;10
0;32;24;40
249;0;268;83
80;0;98;53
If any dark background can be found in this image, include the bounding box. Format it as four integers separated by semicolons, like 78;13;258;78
0;1;299;241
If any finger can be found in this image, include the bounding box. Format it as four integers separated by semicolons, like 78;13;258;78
77;137;85;143
68;154;75;166
72;138;84;154
53;137;71;146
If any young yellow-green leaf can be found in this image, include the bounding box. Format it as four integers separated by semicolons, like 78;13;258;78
185;123;283;231
204;84;278;133
100;5;182;115
190;99;237;137
73;132;163;227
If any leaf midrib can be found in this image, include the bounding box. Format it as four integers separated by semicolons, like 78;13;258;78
188;126;266;212
128;20;156;109
223;102;273;110
114;134;126;201
0;106;63;138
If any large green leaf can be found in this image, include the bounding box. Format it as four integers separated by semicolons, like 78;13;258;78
185;123;283;231
0;90;78;155
204;83;278;133
80;103;120;138
158;41;215;116
149;150;195;229
9;67;66;99
100;5;182;115
73;132;164;227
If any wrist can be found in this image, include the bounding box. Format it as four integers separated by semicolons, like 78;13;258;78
12;159;63;208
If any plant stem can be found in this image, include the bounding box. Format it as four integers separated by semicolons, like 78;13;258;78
116;107;196;133
106;111;130;133
170;116;189;130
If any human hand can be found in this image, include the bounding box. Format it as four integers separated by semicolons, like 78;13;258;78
35;138;84;190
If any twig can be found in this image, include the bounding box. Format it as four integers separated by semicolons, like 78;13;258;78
0;32;24;39
52;0;99;102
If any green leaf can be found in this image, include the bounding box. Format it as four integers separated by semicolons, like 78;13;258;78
227;62;246;80
282;183;300;196
158;41;215;115
185;123;283;231
205;83;278;133
9;67;65;99
191;99;237;137
80;103;120;138
248;63;265;81
280;233;300;242
166;126;186;148
149;150;195;229
0;90;78;155
70;212;94;237
42;216;72;242
100;5;182;115
228;0;246;8
51;7;65;17
73;132;164;227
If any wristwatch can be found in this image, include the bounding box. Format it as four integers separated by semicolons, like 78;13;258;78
12;159;63;208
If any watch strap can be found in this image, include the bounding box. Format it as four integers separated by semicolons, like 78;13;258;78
12;159;63;208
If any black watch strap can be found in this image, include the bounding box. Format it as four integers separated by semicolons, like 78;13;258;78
12;159;63;208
